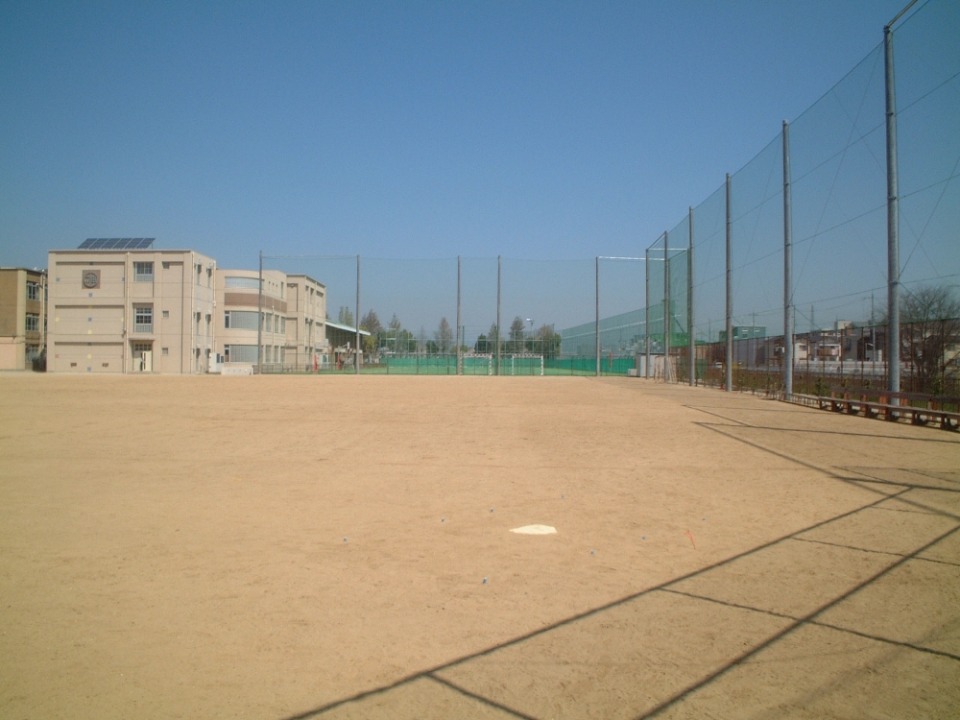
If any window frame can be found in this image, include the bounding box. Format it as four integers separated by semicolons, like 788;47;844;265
134;305;153;333
134;261;154;282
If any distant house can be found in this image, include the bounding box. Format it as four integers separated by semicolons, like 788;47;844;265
0;267;46;370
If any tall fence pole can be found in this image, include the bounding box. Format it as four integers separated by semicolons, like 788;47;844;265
884;22;901;395
456;256;462;375
783;120;794;399
595;256;601;377
645;248;651;379
725;173;733;392
257;250;263;374
496;255;501;376
355;255;361;374
663;233;670;382
687;207;695;386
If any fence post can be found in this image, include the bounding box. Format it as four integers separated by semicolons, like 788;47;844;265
496;255;501;376
355;255;361;374
688;207;695;386
457;256;462;375
645;248;651;379
595;256;601;377
884;22;900;395
664;233;670;382
783;121;794;399
725;173;733;392
257;250;263;374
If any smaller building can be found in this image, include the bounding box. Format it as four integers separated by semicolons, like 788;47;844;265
325;321;369;368
216;269;288;367
0;267;46;370
718;325;766;342
285;275;329;370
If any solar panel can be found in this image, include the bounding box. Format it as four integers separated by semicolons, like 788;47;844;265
78;238;155;250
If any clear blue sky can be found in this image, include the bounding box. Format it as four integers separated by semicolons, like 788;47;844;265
2;0;922;275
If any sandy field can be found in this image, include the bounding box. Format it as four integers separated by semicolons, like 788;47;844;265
1;373;958;719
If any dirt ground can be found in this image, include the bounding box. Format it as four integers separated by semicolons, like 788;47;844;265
1;373;958;719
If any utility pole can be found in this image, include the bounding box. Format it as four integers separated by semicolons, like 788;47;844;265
783;119;794;399
725;173;733;392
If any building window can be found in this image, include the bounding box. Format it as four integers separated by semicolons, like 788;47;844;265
25;313;40;332
132;342;152;353
27;282;40;301
224;344;258;363
162;347;169;356
162;310;170;319
134;306;153;333
224;310;258;330
134;262;154;282
224;276;261;290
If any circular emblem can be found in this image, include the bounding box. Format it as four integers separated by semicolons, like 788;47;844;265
83;271;99;289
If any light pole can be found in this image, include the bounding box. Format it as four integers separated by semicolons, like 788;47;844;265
526;318;533;353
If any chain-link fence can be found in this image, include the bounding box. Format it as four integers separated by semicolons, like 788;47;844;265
239;1;957;394
647;0;959;397
254;254;645;376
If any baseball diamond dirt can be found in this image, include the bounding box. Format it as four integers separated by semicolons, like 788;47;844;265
1;374;958;718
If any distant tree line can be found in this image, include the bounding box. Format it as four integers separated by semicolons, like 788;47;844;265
354;311;561;358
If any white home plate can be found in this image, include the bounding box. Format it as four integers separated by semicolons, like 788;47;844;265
509;525;557;535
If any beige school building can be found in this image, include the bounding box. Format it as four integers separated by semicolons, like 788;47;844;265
46;242;338;374
47;247;216;374
215;269;330;370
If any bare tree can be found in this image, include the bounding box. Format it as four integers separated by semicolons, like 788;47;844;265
434;317;454;353
486;323;500;355
900;285;960;394
509;316;525;353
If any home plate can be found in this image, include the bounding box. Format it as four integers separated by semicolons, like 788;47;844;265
510;525;557;535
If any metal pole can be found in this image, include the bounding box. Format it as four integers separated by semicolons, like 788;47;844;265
496;255;501;376
884;23;900;395
40;269;47;361
595;256;601;377
355;255;361;374
783;120;794;399
456;256;462;375
664;233;670;382
687;208;694;386
645;248;650;379
257;250;263;374
725;173;733;392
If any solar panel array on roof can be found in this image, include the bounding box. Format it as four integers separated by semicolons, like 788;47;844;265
78;238;155;250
